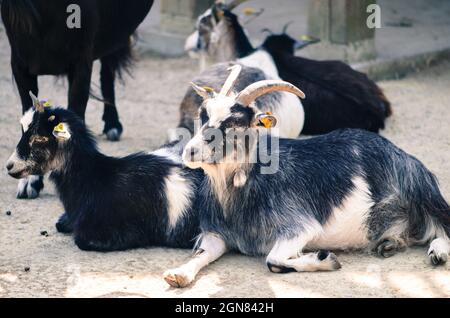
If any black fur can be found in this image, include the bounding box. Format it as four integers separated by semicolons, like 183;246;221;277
262;34;392;134
195;128;449;256
8;107;202;251
1;0;154;198
1;0;154;139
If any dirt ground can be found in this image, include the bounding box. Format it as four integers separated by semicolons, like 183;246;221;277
0;32;449;297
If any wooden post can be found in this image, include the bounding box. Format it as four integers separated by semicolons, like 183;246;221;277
307;0;377;62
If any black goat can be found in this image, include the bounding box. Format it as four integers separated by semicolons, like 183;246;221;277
184;2;392;135
1;0;154;198
261;33;392;134
6;94;202;251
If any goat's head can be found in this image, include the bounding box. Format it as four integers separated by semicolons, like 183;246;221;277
262;27;320;55
182;65;305;170
6;92;83;178
185;0;254;62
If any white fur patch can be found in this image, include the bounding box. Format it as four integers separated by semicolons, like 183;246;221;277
151;148;182;164
20;109;35;132
271;92;304;138
238;50;304;138
185;31;199;52
307;176;373;250
205;94;236;128
164;168;194;229
238;50;280;79
17;175;41;198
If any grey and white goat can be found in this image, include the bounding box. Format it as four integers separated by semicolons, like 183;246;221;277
163;68;450;288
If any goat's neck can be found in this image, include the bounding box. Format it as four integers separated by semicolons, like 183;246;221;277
203;162;252;206
210;17;255;63
50;138;104;188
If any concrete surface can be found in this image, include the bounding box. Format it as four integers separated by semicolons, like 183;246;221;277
0;8;450;298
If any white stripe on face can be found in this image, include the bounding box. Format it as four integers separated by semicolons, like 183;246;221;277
20;109;35;132
205;94;236;128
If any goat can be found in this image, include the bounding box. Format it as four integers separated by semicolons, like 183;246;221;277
178;62;304;141
163;69;449;288
1;0;154;199
6;93;202;252
184;1;392;135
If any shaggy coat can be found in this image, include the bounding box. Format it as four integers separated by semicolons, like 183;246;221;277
6;106;202;251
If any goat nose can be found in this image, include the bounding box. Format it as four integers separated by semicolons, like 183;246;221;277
6;161;14;171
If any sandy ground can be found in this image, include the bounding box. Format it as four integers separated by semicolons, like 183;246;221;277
0;29;450;297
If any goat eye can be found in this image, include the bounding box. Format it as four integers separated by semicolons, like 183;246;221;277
30;136;49;145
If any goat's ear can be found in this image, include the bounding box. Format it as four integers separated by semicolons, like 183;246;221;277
254;112;277;128
190;82;216;100
29;91;45;113
212;2;225;22
52;123;71;141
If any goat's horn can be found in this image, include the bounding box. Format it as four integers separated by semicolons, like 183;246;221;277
219;64;242;96
282;21;294;33
227;0;249;10
190;82;216;100
29;91;44;113
236;80;305;107
261;28;273;35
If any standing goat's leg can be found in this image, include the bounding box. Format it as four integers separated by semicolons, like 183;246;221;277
11;58;44;199
163;233;227;288
100;55;123;141
266;232;341;273
67;60;93;121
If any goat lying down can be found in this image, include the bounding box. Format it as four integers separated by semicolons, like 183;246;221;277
184;0;391;134
6;93;202;251
163;69;450;288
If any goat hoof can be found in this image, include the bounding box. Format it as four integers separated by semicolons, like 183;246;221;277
428;238;449;266
103;121;123;142
429;251;447;266
267;262;296;274
163;269;193;288
428;250;447;266
376;239;399;258
56;213;73;233
105;128;121;141
16;176;43;199
318;251;341;270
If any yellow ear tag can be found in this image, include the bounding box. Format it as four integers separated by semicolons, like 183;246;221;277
300;35;313;41
43;101;52;108
243;7;257;15
203;86;215;93
259;112;275;128
53;123;71;140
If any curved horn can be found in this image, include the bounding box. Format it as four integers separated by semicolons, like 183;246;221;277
282;21;294;33
219;64;242;96
261;28;273;35
236;80;305;106
29;91;44;113
227;0;249;10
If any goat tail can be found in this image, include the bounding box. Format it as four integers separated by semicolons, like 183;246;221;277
403;159;450;243
103;36;137;83
1;0;40;34
377;88;393;118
